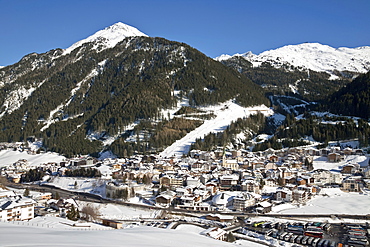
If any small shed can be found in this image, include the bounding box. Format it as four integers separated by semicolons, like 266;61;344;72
101;219;123;229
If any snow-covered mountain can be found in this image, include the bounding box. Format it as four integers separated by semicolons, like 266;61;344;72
216;43;370;78
63;22;148;55
0;22;267;158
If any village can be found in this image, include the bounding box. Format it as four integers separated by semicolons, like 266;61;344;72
0;142;370;246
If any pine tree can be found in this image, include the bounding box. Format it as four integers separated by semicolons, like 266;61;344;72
23;188;30;197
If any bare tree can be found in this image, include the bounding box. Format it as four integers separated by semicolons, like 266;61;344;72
80;205;100;222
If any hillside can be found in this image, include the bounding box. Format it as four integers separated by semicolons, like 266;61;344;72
326;70;370;119
0;23;268;158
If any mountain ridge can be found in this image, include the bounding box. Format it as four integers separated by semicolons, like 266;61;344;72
216;42;370;79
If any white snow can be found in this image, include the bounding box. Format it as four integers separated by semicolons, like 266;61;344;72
216;43;370;77
0;149;66;167
63;22;148;55
271;188;370;215
313;154;369;171
160;101;273;157
0;221;240;247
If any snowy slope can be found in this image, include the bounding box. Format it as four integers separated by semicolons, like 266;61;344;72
0;149;66;167
216;43;370;77
0;221;266;247
160;101;273;157
63;22;148;55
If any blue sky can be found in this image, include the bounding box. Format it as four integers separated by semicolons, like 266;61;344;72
1;0;369;66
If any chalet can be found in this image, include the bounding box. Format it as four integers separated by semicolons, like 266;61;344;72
0;190;17;198
275;187;292;202
297;175;314;185
231;150;242;158
327;153;341;162
186;176;200;187
268;154;279;162
32;192;52;201
363;179;370;190
241;179;261;194
364;167;370;178
155;191;176;206
342;176;363;192
255;201;272;214
343;147;353;155
265;162;277;170
205;182;218;195
201;227;227;241
264;177;278;187
341;163;360;174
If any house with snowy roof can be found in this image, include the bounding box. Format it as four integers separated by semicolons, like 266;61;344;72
201;227;227;241
311;169;343;185
219;174;239;190
341;176;363;192
0;195;36;221
275;187;293;202
232;192;256;211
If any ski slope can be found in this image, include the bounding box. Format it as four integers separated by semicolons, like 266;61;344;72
160;101;273;157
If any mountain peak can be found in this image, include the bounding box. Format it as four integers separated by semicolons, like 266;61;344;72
64;22;148;55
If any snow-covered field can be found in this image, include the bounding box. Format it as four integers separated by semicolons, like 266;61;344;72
271;187;370;216
313;154;369;171
0;221;237;247
0;149;66;167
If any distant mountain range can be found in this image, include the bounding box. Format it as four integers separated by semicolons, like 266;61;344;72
216;42;370;78
0;22;369;157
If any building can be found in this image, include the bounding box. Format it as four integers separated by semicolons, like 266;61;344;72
311;169;343;185
159;175;184;189
101;219;123;229
342;176;363;192
327;153;341;162
201;227;227;241
232;193;256;211
0;195;36;221
275;188;293;202
219;174;239;190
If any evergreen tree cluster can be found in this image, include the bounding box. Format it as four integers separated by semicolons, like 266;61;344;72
109;117;203;157
253;113;370;151
326;70;370;119
21;169;45;182
64;167;102;177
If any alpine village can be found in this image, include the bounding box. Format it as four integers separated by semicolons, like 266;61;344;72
1;22;370;247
